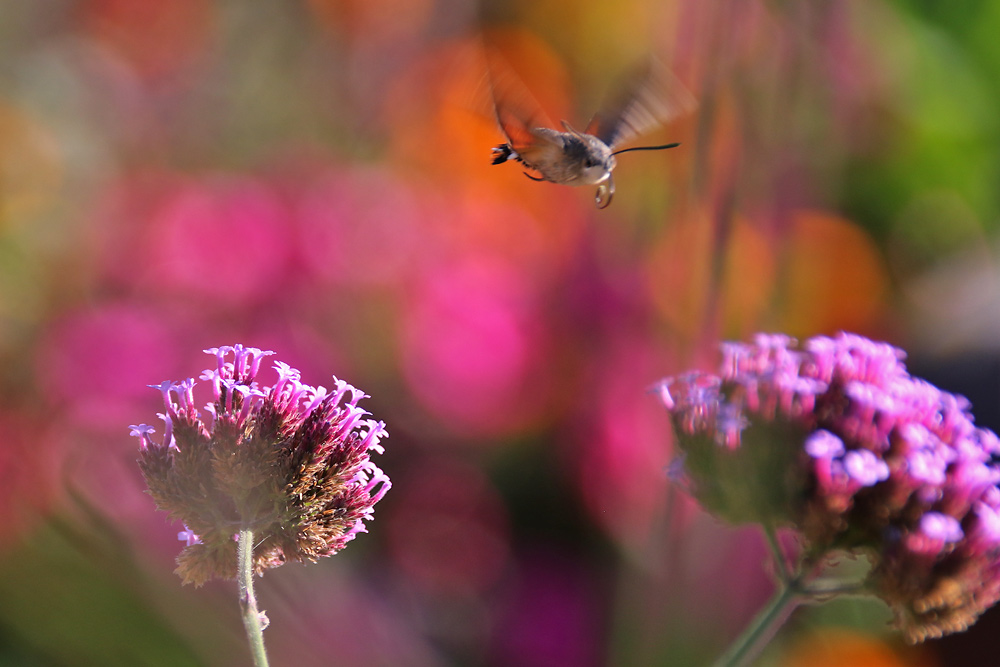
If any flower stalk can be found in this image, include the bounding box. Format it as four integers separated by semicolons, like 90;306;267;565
238;528;269;667
717;526;869;666
713;572;802;667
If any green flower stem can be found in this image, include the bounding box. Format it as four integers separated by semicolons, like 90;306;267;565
711;578;802;667
762;524;790;582
803;581;868;597
238;528;270;667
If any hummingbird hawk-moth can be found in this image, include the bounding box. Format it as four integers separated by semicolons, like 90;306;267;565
489;58;694;208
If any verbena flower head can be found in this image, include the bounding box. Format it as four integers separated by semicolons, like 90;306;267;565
656;332;1000;643
131;345;390;586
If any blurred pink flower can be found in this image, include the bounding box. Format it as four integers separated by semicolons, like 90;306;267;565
92;171;294;303
80;0;215;80
386;458;510;596
36;303;179;427
261;565;441;667
148;175;293;302
399;260;551;437
295;166;425;287
491;551;603;667
573;338;675;549
0;415;60;549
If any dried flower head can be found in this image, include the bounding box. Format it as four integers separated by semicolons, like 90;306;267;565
656;333;1000;642
131;345;390;586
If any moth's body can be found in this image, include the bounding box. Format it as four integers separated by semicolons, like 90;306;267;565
492;125;617;188
487;57;694;208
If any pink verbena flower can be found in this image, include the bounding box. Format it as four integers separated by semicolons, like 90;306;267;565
656;332;1000;642
131;345;390;586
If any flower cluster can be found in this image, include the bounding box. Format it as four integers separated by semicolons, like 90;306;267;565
656;333;1000;642
131;345;390;586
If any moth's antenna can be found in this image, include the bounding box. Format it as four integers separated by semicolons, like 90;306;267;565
611;142;680;156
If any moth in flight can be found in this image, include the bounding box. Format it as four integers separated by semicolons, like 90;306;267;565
489;58;694;208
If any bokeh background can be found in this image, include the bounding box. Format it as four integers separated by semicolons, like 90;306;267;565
1;1;999;665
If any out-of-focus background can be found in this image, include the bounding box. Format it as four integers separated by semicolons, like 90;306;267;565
1;1;998;665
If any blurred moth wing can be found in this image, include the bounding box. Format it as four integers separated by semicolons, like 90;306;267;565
590;60;697;151
486;51;562;182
